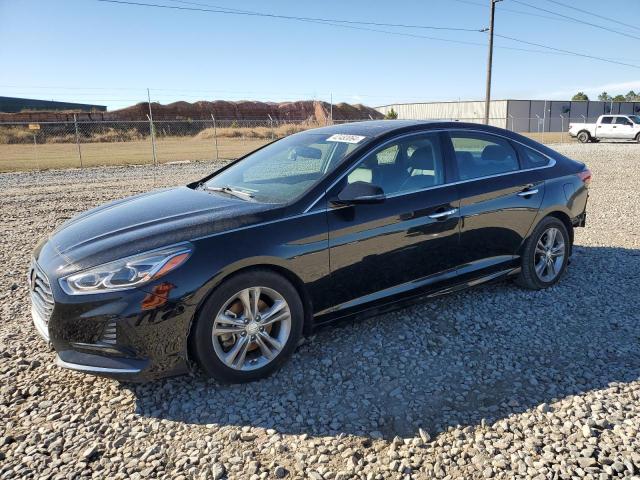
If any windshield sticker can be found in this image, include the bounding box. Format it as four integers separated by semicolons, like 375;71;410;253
326;134;366;144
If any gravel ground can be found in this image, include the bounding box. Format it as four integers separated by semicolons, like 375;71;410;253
1;143;639;479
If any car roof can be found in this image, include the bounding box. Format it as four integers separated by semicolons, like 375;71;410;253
306;120;502;139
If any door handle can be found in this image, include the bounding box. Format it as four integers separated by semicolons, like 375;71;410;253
428;208;458;219
517;188;539;197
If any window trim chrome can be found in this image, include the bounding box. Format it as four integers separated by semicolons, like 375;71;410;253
303;128;556;212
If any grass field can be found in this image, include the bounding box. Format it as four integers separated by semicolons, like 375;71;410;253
0;137;269;172
0;131;576;172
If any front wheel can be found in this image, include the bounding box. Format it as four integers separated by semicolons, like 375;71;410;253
636;133;640;143
516;217;570;290
577;131;590;143
191;270;304;383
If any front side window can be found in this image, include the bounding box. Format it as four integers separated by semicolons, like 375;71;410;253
346;133;445;195
449;132;519;180
615;116;632;125
205;132;363;203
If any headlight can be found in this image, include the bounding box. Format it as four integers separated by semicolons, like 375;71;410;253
59;244;192;295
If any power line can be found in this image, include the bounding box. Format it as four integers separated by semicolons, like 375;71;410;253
97;0;481;32
494;33;640;69
94;0;628;61
448;0;576;23
542;0;640;33
509;0;640;41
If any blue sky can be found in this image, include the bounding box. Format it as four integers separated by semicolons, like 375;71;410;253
1;0;639;110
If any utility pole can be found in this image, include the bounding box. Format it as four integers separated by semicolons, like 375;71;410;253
483;0;501;125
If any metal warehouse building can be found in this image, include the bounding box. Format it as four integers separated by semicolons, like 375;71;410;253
0;96;107;113
376;100;640;133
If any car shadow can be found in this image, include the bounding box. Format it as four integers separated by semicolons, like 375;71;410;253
126;245;640;440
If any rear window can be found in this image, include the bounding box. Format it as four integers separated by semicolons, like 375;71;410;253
518;146;551;169
449;132;519;180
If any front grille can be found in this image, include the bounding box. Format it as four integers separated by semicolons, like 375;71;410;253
30;261;54;325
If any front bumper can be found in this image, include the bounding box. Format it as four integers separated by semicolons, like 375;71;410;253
30;272;195;381
55;350;147;375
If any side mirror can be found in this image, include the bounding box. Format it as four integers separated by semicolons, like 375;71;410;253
333;181;385;206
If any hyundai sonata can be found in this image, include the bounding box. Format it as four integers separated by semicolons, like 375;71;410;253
29;120;591;382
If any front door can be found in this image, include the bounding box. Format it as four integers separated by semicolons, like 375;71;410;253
323;132;461;317
445;131;545;278
614;116;636;139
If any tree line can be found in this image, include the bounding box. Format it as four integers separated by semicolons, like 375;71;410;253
572;91;640;102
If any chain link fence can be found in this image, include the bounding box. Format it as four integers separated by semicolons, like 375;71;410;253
0;117;583;172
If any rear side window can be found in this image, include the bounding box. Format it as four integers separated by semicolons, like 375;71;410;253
519;146;551;169
449;132;519;180
600;116;613;124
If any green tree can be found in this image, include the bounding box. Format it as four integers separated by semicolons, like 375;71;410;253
612;94;626;102
625;90;640;101
598;91;612;101
571;92;589;101
384;108;398;120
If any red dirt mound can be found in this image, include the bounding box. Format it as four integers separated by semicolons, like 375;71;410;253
0;100;383;122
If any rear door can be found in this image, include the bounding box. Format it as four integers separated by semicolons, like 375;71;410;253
596;116;615;138
445;130;546;278
324;131;461;316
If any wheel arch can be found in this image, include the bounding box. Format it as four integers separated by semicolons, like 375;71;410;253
546;210;574;248
186;261;315;360
576;129;591;140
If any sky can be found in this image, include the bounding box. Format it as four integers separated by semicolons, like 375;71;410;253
1;0;639;110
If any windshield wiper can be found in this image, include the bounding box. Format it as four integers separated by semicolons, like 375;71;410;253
204;185;255;201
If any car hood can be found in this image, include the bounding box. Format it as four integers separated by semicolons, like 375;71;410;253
38;186;278;272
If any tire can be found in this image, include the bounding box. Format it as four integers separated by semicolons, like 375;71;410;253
516;217;570;290
636;133;640;143
577;131;590;143
190;269;304;383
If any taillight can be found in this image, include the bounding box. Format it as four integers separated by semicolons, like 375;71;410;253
577;168;592;186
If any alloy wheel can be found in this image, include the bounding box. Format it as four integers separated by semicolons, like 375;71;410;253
533;227;566;282
211;287;291;371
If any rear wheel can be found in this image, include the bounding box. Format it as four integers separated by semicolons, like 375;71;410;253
516;217;570;290
636;132;640;143
191;270;304;383
577;131;590;143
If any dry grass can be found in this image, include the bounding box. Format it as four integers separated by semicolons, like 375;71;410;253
520;132;575;144
0;137;269;172
196;123;314;140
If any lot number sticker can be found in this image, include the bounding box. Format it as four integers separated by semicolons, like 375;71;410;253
326;134;366;144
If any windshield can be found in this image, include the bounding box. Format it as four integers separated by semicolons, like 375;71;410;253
204;132;366;203
629;115;640;124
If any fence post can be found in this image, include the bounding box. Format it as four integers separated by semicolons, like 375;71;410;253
146;114;158;166
268;114;274;141
147;88;158;166
33;131;40;171
73;114;83;168
211;114;219;161
560;115;565;144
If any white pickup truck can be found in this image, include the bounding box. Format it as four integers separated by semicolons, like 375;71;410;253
569;114;640;143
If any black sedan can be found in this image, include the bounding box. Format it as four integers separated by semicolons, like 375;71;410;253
29;120;591;382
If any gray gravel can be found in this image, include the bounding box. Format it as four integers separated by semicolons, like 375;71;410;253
1;142;639;479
